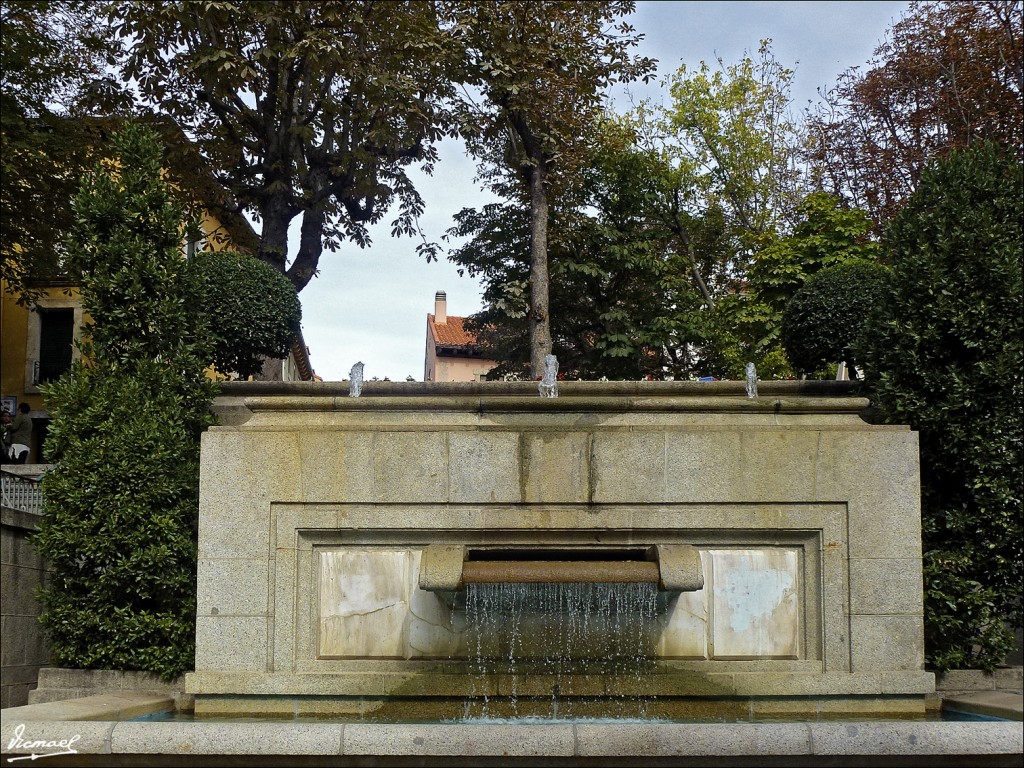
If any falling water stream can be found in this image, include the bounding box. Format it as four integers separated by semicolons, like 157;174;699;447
462;581;659;719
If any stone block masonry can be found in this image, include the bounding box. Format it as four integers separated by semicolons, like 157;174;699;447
187;380;934;718
1;504;49;708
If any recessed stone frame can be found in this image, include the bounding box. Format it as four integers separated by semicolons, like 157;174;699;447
268;501;846;676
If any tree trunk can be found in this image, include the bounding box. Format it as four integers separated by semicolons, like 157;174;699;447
527;164;552;378
256;196;294;273
287;205;326;292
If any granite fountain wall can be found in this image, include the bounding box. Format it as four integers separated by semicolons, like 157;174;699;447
187;380;933;718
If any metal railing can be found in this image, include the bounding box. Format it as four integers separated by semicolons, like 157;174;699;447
1;467;48;514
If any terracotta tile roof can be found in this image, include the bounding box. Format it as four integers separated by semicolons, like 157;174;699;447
428;314;479;348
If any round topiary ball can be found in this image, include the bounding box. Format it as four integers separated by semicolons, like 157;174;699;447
781;259;890;377
189;250;301;379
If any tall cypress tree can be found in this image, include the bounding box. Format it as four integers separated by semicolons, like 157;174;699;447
34;124;216;679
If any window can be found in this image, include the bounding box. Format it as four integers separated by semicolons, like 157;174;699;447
36;308;74;384
24;296;83;394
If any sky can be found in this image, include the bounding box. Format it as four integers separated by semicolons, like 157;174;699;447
297;0;911;382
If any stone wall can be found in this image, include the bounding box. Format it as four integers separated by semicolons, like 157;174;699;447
1;505;49;708
187;380;934;718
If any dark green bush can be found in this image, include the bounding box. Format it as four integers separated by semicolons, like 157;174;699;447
781;260;890;376
34;124;216;680
861;143;1023;671
188;249;301;379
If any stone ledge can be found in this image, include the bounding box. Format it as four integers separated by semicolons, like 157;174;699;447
942;691;1024;721
1;693;173;722
241;394;872;415
0;505;44;531
184;670;935;699
936;667;1024;693
220;380;862;398
1;719;1020;764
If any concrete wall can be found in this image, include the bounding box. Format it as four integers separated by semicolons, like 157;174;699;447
1;505;49;708
187;380;933;718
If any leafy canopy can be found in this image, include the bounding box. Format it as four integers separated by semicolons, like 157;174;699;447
808;0;1023;231
116;0;458;290
781;260;890;377
449;0;653;374
1;0;129;300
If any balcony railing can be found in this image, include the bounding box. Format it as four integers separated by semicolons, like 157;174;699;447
1;466;49;515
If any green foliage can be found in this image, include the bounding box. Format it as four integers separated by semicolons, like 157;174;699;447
36;365;208;677
657;41;804;254
449;120;712;381
115;1;459;290
189;250;301;379
751;191;881;313
808;1;1022;231
697;295;793;380
451;1;653;374
862;143;1023;671
34;124;216;680
1;1;128;299
781;260;890;376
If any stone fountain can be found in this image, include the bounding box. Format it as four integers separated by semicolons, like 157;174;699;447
188;379;933;720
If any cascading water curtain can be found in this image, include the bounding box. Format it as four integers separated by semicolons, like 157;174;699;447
464;582;658;719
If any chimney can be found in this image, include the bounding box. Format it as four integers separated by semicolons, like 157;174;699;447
434;290;447;324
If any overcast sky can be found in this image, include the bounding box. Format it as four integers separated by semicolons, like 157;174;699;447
297;0;911;382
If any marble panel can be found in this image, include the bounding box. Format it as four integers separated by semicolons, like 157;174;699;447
710;549;800;659
655;589;708;658
318;549;461;659
319;550;410;658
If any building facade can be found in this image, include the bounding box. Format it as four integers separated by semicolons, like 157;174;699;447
424;291;497;382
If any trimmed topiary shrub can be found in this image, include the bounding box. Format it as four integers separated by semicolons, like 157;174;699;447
781;260;890;377
188;249;301;379
34;124;216;680
861;142;1023;671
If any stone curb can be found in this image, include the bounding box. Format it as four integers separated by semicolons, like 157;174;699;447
2;717;1021;762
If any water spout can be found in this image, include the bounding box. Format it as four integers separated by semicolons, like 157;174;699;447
539;354;559;398
745;362;758;399
349;361;364;397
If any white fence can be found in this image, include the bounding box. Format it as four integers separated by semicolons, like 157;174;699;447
0;467;48;515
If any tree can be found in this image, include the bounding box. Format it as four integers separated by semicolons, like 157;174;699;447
449;1;653;375
861;143;1023;671
34;125;216;679
749;192;881;315
115;1;457;291
448;114;716;380
189;250;302;379
631;41;807;309
808;0;1023;231
781;260;890;376
1;1;128;300
610;42;809;378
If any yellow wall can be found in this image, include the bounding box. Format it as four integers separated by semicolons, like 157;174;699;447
1;211;248;463
1;283;83;414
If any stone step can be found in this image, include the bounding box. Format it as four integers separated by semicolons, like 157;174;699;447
27;668;189;711
943;691;1024;721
